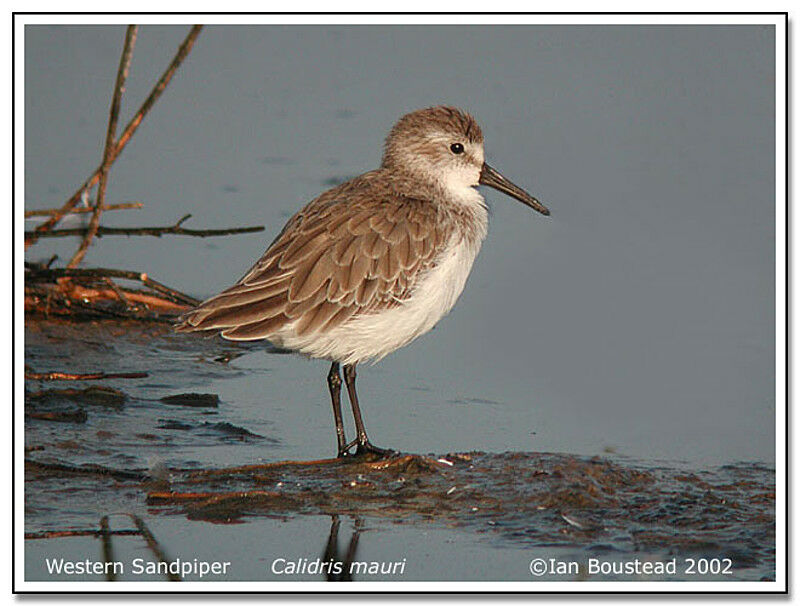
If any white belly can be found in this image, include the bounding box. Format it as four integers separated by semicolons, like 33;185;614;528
278;233;485;365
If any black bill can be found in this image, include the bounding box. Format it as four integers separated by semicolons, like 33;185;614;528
479;163;550;216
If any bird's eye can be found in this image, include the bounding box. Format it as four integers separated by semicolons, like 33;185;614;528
450;142;465;155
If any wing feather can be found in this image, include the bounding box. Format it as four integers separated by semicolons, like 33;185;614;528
280;228;329;269
193;293;287;329
221;314;292;341
294;300;344;336
345;251;372;292
355;278;380;305
175;178;450;345
289;247;335;301
285;286;328;318
333;236;360;266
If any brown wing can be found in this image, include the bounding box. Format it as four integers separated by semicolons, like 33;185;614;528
175;189;449;342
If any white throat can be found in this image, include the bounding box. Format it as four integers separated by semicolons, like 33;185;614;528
441;169;486;209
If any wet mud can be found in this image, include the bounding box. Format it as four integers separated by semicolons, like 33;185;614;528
24;320;776;582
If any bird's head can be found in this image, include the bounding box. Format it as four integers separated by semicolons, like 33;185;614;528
382;106;549;215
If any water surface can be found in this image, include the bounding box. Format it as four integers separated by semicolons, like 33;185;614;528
24;322;775;582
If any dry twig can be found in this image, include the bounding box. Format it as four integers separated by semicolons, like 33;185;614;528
25;283;189;319
25;264;201;306
69;25;139;268
25;202;143;218
25;369;148;381
27;25;203;246
25;214;264;242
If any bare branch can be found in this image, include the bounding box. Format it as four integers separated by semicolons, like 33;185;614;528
28;25;203;244
113;25;203;156
25;370;149;381
26;202;143;218
69;25;139;268
25;265;201;306
26;217;264;242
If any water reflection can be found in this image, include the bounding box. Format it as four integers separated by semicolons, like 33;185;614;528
322;515;360;582
24;322;776;581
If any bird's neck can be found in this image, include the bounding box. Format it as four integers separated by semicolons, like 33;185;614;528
370;167;489;244
378;166;487;213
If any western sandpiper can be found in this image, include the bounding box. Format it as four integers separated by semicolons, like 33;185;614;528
176;106;549;457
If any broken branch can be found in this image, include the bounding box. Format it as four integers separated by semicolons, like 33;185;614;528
25;265;201;306
25;370;148;381
28;25;203;244
26;215;264;241
25;202;143;218
68;25;139;268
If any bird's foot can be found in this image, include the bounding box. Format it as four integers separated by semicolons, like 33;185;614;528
336;440;356;459
337;438;396;459
355;441;396;458
337;438;359;458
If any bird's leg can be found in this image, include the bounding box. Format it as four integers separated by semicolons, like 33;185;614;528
343;364;394;457
327;362;349;457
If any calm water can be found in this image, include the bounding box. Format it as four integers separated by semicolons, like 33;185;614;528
23;24;777;584
24;320;775;582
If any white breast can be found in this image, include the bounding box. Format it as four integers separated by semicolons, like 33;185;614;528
278;213;488;365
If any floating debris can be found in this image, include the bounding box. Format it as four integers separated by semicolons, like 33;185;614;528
160;393;220;408
26;408;88;424
199;422;266;441
27;386;127;407
157;420;193;431
25;369;148;381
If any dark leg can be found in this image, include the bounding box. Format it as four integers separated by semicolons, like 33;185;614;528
327;362;349;457
343;364;394;457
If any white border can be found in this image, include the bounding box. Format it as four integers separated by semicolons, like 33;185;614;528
13;12;787;594
14;13;787;25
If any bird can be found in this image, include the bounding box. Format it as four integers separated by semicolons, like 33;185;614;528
175;106;550;458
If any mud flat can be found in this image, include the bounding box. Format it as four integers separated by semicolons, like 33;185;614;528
24;321;775;582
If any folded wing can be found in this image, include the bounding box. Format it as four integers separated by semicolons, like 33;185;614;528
174;193;448;342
